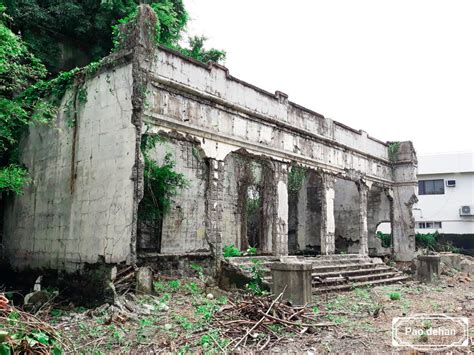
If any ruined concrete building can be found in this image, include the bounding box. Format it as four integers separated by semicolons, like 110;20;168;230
2;6;417;278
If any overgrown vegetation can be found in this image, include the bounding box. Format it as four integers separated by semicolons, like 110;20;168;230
376;231;391;248
138;133;188;221
223;244;241;258
288;165;307;193
245;259;266;296
415;231;439;250
4;0;225;74
222;245;258;258
0;0;224;196
388;141;401;162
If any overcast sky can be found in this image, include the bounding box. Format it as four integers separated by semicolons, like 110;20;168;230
184;0;473;155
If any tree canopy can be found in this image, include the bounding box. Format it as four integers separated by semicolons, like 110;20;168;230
4;0;225;73
0;0;225;195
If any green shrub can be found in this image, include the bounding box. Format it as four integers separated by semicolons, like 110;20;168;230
223;245;241;258
389;292;401;301
415;232;438;250
246;246;257;255
376;231;391;248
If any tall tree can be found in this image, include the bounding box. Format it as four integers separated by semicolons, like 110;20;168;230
0;3;47;194
4;0;224;73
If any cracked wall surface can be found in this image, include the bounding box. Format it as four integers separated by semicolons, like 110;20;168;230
138;135;208;253
3;64;136;271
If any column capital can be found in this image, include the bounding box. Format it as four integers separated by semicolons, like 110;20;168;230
356;178;372;192
320;173;336;189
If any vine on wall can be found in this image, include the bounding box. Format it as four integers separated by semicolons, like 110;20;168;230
138;132;188;221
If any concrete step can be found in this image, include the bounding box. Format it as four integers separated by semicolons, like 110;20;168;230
263;265;392;282
313;275;410;293
311;262;384;273
311;265;392;279
313;271;399;285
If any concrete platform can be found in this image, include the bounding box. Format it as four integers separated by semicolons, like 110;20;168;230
226;254;409;293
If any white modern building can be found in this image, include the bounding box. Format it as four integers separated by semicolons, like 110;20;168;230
414;152;474;235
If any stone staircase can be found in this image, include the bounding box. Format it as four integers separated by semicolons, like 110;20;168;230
225;254;409;293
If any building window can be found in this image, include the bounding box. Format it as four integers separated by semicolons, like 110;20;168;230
418;179;444;195
417;221;442;229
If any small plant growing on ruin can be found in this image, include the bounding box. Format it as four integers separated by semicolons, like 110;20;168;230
191;264;207;284
138;132;189;221
376;231;391;248
389;292;401;301
245;259;266;296
223;245;241;258
415;232;438;250
245;246;257;255
388;141;401;162
288;165;307;193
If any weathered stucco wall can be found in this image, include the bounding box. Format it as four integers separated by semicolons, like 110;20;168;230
3;64;136;271
2;6;418;271
146;49;393;184
367;186;391;255
334;178;361;252
138;135;208;253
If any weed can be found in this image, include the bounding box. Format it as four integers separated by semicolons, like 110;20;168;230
430;301;441;312
246;246;257;255
195;300;219;321
174;315;194;331
184;282;201;295
389;292;401;301
168;280;181;291
326;314;348;325
200;329;229;351
50;309;62;318
223;244;241;257
153;281;167;293
160;293;171;303
191;264;207;283
401;299;411;313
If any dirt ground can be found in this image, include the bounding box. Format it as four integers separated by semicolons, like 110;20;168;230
18;271;465;354
2;267;473;354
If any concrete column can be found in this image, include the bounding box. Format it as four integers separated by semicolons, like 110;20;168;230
357;180;370;255
270;161;289;256
205;159;225;271
390;186;417;261
320;174;336;255
271;262;313;306
390;141;418;261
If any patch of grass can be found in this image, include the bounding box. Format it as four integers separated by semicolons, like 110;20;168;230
326;314;348;325
174;315;194;331
168;280;181;291
401;299;411;313
430;301;441;312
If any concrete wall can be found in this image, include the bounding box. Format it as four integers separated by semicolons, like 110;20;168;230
221;153;242;250
367;186;391;255
334;178;360;252
288;170;323;253
137;136;208;253
146;48;393;185
3;64;136;271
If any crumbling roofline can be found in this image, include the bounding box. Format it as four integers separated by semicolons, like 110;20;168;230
157;44;388;148
149;76;393;167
